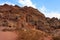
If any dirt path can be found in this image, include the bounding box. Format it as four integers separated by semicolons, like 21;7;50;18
0;31;17;40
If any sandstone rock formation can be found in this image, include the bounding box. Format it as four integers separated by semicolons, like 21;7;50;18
0;4;60;40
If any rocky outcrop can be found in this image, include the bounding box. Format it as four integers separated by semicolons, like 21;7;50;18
46;17;60;29
0;4;60;40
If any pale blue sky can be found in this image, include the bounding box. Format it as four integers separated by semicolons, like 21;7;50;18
0;0;60;18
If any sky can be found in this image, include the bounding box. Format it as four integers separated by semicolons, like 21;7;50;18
0;0;60;19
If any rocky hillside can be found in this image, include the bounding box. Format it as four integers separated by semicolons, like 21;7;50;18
0;4;60;40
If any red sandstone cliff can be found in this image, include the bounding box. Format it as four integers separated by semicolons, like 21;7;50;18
0;4;60;40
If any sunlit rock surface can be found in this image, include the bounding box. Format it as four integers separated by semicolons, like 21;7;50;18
0;4;60;40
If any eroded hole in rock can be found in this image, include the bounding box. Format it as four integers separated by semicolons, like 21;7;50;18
9;26;11;28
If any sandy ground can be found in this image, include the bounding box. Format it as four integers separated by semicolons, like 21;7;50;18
0;31;17;40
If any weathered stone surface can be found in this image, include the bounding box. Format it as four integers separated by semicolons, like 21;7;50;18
0;4;60;40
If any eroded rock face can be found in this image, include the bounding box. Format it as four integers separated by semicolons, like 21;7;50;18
0;4;60;40
0;4;47;31
46;17;60;29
